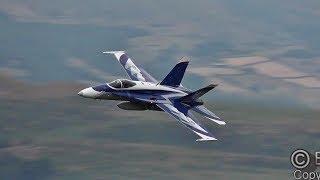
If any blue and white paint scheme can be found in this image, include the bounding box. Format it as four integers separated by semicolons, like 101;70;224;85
78;51;226;141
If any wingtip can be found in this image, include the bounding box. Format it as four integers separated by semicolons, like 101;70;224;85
102;50;125;54
196;137;218;142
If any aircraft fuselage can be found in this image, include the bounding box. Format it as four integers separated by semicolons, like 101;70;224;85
78;79;188;105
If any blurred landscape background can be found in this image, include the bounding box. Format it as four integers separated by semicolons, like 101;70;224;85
0;0;319;179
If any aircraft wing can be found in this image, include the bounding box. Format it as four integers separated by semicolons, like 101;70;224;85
103;51;157;83
156;102;217;141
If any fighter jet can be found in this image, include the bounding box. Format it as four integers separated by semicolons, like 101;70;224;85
78;51;226;141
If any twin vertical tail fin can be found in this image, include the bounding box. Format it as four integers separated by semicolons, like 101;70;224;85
180;84;218;103
160;59;217;104
159;60;189;87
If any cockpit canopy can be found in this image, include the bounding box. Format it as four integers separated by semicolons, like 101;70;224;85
108;79;136;89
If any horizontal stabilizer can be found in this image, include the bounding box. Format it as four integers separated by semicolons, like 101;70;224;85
192;105;226;125
160;61;189;87
180;84;218;103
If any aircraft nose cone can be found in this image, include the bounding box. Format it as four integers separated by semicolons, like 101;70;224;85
78;90;84;97
77;87;102;99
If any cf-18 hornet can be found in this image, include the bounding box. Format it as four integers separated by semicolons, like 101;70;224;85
78;51;226;141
